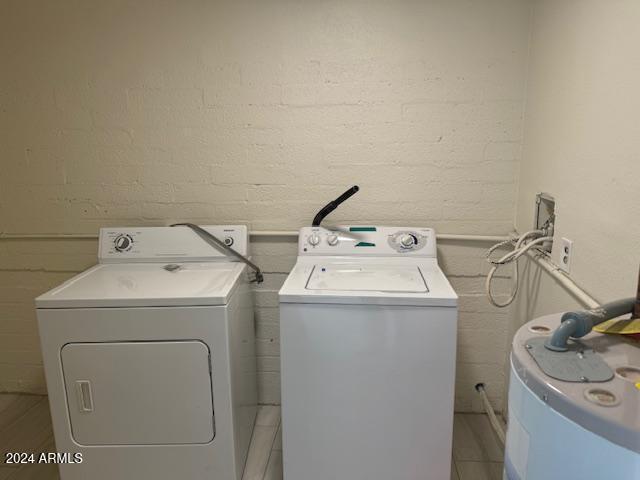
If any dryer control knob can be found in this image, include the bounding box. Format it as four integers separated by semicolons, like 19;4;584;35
308;234;321;246
399;234;416;248
327;234;339;246
114;234;133;252
223;236;234;247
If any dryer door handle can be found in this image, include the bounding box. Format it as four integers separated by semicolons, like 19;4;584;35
75;380;94;413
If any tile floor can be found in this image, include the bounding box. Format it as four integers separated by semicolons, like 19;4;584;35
0;395;58;480
0;394;504;480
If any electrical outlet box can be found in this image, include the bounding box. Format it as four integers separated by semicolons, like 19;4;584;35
534;193;555;252
558;237;573;273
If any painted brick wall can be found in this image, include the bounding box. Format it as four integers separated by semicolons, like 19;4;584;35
0;0;531;411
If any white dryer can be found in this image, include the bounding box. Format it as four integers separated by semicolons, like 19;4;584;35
279;226;458;480
36;225;257;480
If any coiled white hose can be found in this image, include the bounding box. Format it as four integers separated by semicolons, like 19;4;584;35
485;231;553;307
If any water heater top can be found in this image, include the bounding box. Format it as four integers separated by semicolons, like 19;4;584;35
512;313;640;454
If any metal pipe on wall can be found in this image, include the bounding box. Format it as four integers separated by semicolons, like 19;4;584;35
0;230;599;311
0;233;100;240
0;229;601;312
525;249;599;309
0;231;510;242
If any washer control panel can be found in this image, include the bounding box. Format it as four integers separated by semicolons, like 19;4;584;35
298;226;436;257
99;225;248;263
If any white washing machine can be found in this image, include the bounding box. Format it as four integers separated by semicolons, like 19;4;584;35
279;226;458;480
36;225;257;480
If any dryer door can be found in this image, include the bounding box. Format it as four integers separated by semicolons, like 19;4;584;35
61;341;214;446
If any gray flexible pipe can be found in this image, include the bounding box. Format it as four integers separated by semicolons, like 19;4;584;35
545;298;635;351
170;223;264;283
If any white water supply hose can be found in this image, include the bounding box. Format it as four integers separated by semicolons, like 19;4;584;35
475;383;506;445
485;231;553;307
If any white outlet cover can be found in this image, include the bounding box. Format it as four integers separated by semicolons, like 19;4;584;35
557;237;573;273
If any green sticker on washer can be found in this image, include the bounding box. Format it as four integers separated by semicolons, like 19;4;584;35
349;227;377;232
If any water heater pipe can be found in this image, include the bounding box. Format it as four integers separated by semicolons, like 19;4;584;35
545;298;635;351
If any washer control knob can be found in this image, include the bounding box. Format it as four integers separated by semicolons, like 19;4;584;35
308;234;321;246
327;234;339;246
224;236;234;247
114;234;133;252
399;234;416;248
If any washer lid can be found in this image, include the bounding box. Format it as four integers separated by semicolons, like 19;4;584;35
306;264;428;293
36;262;246;308
280;257;457;307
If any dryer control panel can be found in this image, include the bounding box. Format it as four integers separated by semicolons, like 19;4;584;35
298;226;436;257
98;225;249;263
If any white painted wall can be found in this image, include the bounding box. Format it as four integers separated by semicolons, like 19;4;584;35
513;0;640;332
0;0;532;410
